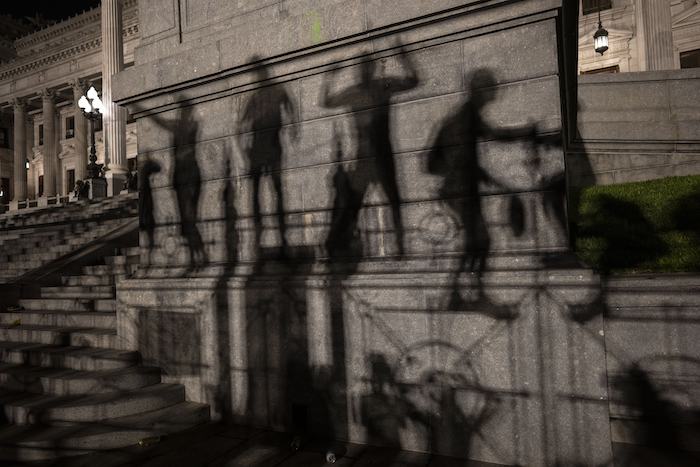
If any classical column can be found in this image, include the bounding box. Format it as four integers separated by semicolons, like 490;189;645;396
101;0;128;195
41;89;57;197
71;79;88;183
26;116;35;199
636;0;675;71
12;98;27;201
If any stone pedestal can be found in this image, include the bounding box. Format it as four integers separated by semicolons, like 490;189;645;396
89;177;107;200
106;170;127;198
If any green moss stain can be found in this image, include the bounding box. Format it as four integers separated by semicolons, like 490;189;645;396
309;11;323;44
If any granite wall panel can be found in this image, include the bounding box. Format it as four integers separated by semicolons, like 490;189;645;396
116;2;615;465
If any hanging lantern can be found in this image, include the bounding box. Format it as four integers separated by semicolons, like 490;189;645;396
594;21;609;55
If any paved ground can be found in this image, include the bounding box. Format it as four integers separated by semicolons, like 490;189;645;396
10;423;504;467
9;422;698;466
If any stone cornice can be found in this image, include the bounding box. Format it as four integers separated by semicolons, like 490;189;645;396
14;0;138;53
0;23;139;82
0;0;139;82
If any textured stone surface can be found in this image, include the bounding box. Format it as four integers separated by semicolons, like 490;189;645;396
571;69;700;187
118;268;612;466
112;1;617;465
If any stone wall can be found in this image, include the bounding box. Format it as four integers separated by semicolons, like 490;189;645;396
114;1;615;465
603;276;700;456
569;68;700;188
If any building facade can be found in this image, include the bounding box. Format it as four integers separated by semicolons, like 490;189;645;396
0;0;139;207
578;0;700;73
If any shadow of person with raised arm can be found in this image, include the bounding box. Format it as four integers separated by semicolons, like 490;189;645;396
145;98;208;274
321;40;419;258
240;56;298;257
428;69;536;318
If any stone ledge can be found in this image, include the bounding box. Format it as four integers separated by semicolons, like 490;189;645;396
114;0;562;105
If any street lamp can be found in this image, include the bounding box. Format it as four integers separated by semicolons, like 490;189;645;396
78;86;105;180
593;2;609;56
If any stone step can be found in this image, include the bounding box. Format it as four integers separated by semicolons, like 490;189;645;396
604;275;700;289
0;363;162;396
0;401;208;462
40;285;115;299
0;325;117;348
105;255;140;267
605;290;700;307
0;343;140;371
122;247;141;257
18;298;116;312
4;260;42;270
0;310;116;329
83;264;134;276
2;383;186;425
61;275;115;286
1;251;59;262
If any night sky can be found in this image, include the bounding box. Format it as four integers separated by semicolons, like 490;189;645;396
0;1;101;21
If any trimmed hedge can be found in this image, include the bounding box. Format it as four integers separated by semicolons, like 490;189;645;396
572;175;700;274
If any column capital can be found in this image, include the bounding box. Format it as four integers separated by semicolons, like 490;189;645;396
70;78;88;96
12;97;26;111
40;88;56;102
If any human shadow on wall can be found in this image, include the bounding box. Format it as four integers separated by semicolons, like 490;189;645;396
357;352;499;462
212;159;238;421
139;156;161;269
325;122;362;259
321;41;419;258
145;98;208;274
428;68;543;317
241;253;344;451
239;57;298;257
611;361;700;466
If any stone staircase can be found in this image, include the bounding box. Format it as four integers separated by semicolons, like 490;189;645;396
0;194;138;230
0;234;210;462
0;195;139;284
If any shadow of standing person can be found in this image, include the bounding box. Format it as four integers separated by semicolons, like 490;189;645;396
240;56;298;257
173;104;208;274
324;122;363;259
321;40;419;258
139;157;161;270
213;159;238;421
428;69;535;317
